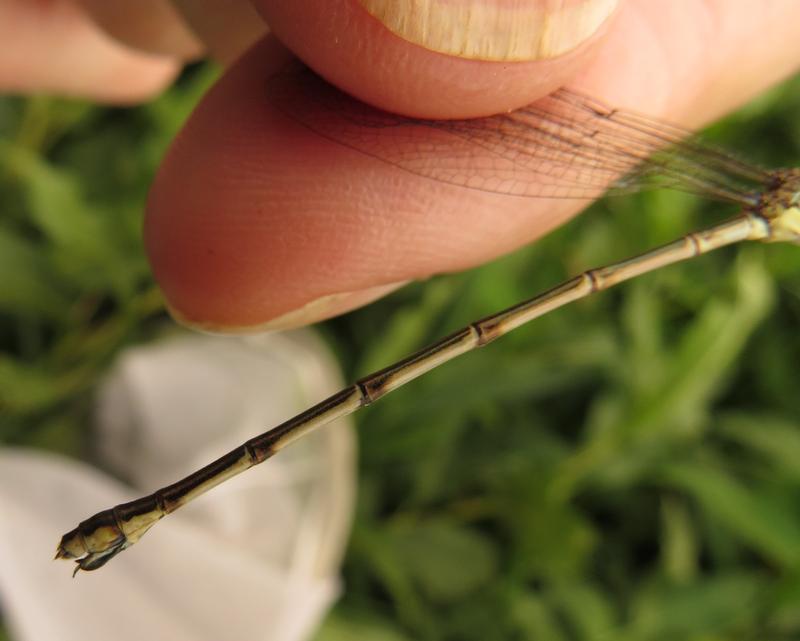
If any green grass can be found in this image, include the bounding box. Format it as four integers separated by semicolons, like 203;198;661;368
3;68;800;640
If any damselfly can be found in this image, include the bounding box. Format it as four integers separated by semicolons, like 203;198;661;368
57;69;800;574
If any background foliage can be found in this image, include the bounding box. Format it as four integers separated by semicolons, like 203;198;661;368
2;66;800;640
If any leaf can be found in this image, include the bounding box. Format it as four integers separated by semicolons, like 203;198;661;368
662;462;800;567
349;524;431;633
718;412;800;482
0;355;80;414
0;142;141;294
512;591;567;641
0;225;68;316
313;610;411;641
391;519;498;604
548;583;616;641
626;573;763;640
2;143;110;255
660;496;698;582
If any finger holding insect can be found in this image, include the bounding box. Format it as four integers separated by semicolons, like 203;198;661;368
146;0;800;332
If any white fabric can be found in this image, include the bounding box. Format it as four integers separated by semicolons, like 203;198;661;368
0;331;356;641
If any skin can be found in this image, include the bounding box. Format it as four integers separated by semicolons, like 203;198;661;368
0;0;179;102
5;0;800;329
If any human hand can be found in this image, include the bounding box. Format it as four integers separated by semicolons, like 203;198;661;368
144;0;800;332
0;0;184;101
0;0;271;99
13;1;799;331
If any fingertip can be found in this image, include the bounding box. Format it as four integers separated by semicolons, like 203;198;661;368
255;0;619;118
0;0;180;103
164;281;409;334
73;0;204;59
145;37;577;330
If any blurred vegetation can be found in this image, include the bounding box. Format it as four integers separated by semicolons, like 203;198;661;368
3;66;800;641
